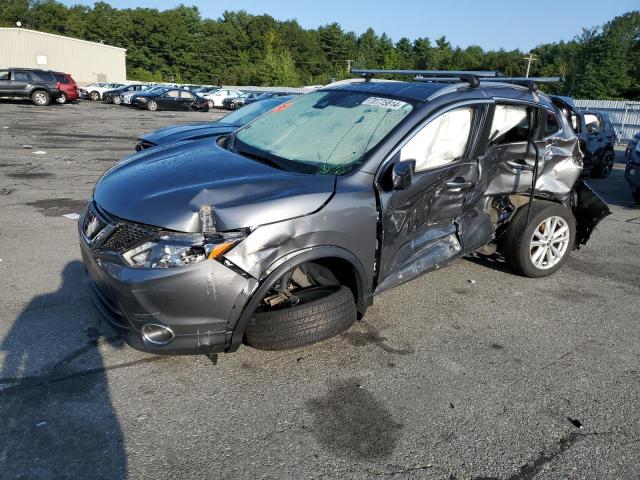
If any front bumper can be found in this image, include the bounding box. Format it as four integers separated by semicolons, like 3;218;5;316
78;208;256;355
625;154;640;190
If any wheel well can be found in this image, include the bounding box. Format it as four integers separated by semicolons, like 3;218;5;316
310;257;362;315
227;249;370;352
489;194;566;238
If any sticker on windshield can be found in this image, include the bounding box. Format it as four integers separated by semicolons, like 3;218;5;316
362;97;408;110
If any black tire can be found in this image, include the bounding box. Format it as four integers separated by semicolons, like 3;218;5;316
90;91;100;101
113;96;122;105
244;285;357;351
55;93;67;104
592;151;614;178
31;90;50;106
503;201;576;278
201;103;210;112
146;100;158;111
633;188;640;204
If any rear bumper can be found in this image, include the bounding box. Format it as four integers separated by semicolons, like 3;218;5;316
79;214;256;355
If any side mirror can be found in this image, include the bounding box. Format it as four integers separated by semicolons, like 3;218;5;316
392;160;415;190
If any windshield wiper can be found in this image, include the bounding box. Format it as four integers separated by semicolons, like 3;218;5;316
237;149;285;170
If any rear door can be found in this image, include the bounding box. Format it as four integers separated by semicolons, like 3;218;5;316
376;102;488;293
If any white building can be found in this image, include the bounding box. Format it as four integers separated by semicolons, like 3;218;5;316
0;28;126;84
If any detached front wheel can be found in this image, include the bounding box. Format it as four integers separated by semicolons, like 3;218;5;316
244;284;357;351
503;201;576;278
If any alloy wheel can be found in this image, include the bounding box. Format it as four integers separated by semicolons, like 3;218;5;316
34;92;48;105
529;216;570;270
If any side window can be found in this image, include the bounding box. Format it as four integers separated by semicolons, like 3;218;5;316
583;113;601;134
52;73;68;83
13;71;29;82
0;70;9;81
489;104;530;146
544;109;561;137
400;107;473;172
180;91;194;100
165;90;180;98
28;71;54;82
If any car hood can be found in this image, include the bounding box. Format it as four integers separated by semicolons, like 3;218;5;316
139;122;238;146
93;139;335;232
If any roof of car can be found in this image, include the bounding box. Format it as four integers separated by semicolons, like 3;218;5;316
324;79;554;108
325;80;447;102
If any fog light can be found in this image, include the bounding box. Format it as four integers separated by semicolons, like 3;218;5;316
141;324;175;345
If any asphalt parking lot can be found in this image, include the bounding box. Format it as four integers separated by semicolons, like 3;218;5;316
0;100;638;480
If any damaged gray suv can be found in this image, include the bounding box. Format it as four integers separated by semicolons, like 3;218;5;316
80;69;610;360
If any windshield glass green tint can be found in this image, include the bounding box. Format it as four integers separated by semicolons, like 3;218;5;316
235;91;413;173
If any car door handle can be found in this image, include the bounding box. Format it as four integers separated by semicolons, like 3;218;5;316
445;179;474;191
506;160;534;171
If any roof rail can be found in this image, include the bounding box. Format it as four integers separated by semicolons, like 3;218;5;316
351;69;501;78
350;68;562;91
351;69;500;88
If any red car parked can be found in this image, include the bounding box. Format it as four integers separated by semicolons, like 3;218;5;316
52;72;79;104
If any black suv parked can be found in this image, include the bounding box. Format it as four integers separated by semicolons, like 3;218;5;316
80;70;609;361
0;68;63;106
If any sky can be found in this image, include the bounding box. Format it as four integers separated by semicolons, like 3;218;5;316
57;0;638;51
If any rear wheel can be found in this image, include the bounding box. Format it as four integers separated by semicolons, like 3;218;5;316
31;90;50;106
503;201;576;278
207;100;214;109
55;93;67;104
90;91;100;101
592;151;614;178
244;262;357;350
146;100;158;111
633;188;640;204
113;96;122;105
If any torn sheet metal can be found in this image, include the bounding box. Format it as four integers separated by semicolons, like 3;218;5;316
483;135;582;201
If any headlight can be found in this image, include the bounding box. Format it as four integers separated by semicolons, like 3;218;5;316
123;232;244;269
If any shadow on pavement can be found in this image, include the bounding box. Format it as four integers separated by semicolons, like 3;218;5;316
0;261;128;479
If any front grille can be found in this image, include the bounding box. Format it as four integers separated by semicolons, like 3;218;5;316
101;223;155;252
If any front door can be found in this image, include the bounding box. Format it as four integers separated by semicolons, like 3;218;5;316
376;103;487;293
159;90;181;110
12;71;31;96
